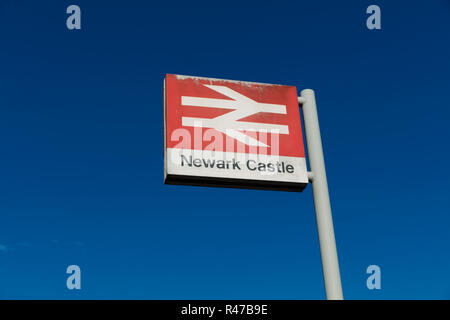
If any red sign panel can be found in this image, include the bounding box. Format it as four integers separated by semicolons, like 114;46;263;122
164;74;308;191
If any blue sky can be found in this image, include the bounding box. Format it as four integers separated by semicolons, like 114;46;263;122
0;0;449;299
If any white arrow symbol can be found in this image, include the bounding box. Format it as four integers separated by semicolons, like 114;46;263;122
181;85;289;147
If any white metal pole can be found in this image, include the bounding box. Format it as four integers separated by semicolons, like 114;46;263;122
299;89;343;300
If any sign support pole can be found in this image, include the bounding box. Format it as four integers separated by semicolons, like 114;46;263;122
299;89;344;300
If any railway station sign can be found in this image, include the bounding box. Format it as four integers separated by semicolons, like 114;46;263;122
164;74;308;191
